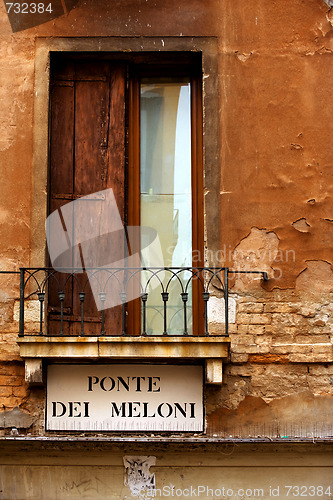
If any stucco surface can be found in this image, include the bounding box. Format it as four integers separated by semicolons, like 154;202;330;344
0;0;332;440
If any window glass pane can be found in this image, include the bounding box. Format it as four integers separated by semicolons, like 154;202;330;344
140;78;192;335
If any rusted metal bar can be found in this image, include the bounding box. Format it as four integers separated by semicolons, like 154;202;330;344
19;268;25;337
224;268;229;337
181;292;188;336
161;292;169;336
14;267;268;337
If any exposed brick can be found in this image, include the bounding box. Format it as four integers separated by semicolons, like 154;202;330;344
237;324;249;334
228;365;253;376
289;353;333;363
271;333;296;344
270;344;291;354
313;320;326;327
0;302;14;326
312;344;333;354
271;313;296;326
1;283;333;434
248;314;271;325
254;343;271;353
250;374;308;399
13;300;40;323
248;354;289;364
227;323;238;334
263;325;282;335
264;303;300;313
231;344;270;354
238;303;264;313
248;325;266;335
295;334;331;344
230;353;249;363
12;386;29;398
237;314;251;325
0;322;21;334
0;344;21;362
300;307;316;318
237;313;271;325
230;334;255;345
260;364;309;376
0;375;24;386
0;364;24;376
209;325;227;335
280;327;299;336
0;386;12;397
254;336;271;348
22;322;41;334
271;344;312;354
307;375;333;387
312;328;333;335
1;397;27;410
308;365;333;375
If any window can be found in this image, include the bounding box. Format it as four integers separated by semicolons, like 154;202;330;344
140;77;193;335
48;53;203;336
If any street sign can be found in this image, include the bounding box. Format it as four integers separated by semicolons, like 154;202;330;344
46;364;203;432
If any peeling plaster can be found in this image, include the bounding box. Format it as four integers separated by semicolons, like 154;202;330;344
235;51;253;62
290;143;303;151
231;228;279;288
208;295;237;324
313;302;333;329
207;392;333;438
292;218;310;232
123;456;156;497
13;300;39;323
0;407;34;429
296;260;333;296
327;8;333;27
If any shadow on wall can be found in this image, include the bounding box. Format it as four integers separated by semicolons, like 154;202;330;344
4;0;79;32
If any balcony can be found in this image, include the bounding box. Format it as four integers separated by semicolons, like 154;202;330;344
10;267;267;384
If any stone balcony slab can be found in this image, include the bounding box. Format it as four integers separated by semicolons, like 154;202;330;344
18;336;230;384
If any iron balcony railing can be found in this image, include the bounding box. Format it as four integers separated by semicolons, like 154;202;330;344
11;267;268;338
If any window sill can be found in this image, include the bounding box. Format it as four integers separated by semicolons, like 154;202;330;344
17;336;230;385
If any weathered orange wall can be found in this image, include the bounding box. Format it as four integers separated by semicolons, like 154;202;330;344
0;0;332;438
1;0;332;282
219;1;333;290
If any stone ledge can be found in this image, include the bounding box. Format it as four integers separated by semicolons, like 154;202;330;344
18;336;230;359
17;336;230;385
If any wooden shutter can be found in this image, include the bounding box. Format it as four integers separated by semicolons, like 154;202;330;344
48;60;126;335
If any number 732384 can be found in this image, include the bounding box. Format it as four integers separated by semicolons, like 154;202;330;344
6;3;53;14
284;485;332;497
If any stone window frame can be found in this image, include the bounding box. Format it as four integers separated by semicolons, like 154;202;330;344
31;36;220;267
21;36;228;386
